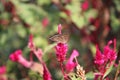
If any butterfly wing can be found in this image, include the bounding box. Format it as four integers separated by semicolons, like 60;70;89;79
49;34;64;43
49;32;69;43
61;33;69;43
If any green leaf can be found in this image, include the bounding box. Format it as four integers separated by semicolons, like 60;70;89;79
66;0;81;14
37;0;51;5
34;36;48;49
71;14;85;28
44;43;57;54
16;25;27;38
59;12;68;19
28;70;43;80
84;9;98;21
89;44;96;57
86;72;94;80
12;0;47;27
0;33;7;45
103;62;114;79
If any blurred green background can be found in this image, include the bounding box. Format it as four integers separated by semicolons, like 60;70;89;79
0;0;120;80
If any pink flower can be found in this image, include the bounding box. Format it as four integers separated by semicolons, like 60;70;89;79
94;39;117;65
9;50;32;68
55;43;68;62
28;34;35;51
94;39;117;79
65;50;79;72
81;1;89;11
0;66;6;74
9;49;22;62
42;17;49;27
43;63;52;80
94;45;105;65
103;40;117;61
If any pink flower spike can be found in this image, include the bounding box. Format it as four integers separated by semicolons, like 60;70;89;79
28;34;35;51
43;63;52;80
58;24;62;34
0;66;6;74
69;50;79;62
65;49;79;72
55;43;68;62
103;39;117;61
94;45;105;65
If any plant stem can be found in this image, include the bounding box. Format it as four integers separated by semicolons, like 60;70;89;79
60;62;65;76
30;51;33;61
114;65;120;80
60;62;70;80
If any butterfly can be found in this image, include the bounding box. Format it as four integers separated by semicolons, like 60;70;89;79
49;32;69;43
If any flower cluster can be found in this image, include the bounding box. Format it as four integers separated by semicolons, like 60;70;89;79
94;39;117;79
94;39;117;65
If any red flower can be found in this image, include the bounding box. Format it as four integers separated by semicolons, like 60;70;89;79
65;50;79;72
103;40;117;62
55;43;68;62
9;50;32;68
94;39;117;65
9;50;22;62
